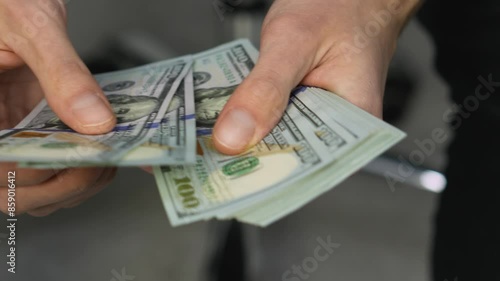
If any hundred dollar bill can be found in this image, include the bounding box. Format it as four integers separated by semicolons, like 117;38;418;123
0;55;192;166
118;68;197;165
193;39;257;136
154;80;405;226
20;70;197;168
111;37;256;166
232;87;406;226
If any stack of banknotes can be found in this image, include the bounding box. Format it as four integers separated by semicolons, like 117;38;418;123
0;39;405;227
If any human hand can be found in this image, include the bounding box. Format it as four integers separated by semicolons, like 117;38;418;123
0;0;117;216
213;0;421;154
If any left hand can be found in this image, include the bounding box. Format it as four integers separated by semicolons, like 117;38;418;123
0;67;116;217
0;0;117;216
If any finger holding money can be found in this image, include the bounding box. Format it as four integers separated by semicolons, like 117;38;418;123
0;0;116;134
212;0;421;155
0;0;119;217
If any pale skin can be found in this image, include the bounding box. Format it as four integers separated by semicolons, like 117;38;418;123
0;0;420;216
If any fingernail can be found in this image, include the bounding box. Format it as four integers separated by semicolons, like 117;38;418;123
71;93;114;127
214;109;256;151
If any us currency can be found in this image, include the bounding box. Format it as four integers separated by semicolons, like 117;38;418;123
153;86;389;226
232;87;406;226
153;39;405;226
119;68;197;166
153;39;258;224
0;55;192;167
193;39;257;136
21;70;197;168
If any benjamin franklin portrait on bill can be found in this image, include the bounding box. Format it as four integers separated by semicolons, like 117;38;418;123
195;85;238;128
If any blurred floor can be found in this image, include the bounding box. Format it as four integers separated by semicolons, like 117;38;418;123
0;168;219;281
245;172;436;281
0;168;436;281
0;1;453;280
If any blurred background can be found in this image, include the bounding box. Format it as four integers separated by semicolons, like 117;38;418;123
0;0;453;280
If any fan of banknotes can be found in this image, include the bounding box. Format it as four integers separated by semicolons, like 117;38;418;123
0;39;405;227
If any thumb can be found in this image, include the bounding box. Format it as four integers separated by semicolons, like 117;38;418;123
5;5;116;134
212;26;318;155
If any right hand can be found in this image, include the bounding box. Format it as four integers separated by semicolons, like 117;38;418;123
213;0;421;154
0;0;117;216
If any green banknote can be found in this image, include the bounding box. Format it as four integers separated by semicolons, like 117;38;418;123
0;39;406;227
119;68;197;166
0;55;192;167
231;88;406;226
153;40;406;227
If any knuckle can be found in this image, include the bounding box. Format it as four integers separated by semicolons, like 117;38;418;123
49;60;90;88
243;75;288;130
0;0;66;45
270;105;285;123
248;74;285;104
